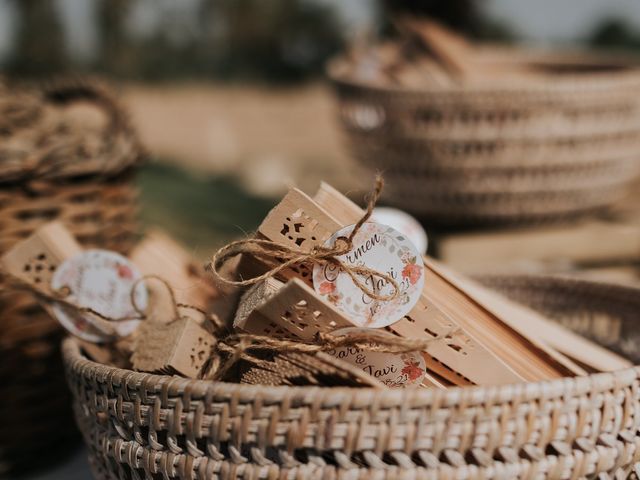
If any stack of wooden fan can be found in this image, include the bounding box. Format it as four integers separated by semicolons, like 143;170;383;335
228;182;631;387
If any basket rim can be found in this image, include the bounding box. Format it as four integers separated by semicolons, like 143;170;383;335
0;77;146;183
62;275;640;408
327;49;640;97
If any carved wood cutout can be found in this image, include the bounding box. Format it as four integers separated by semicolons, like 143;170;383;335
131;317;215;378
250;186;525;385
1;221;82;295
235;277;352;341
257;189;343;283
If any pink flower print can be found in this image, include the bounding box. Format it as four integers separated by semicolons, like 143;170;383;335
402;263;421;285
117;264;133;280
319;281;336;295
401;360;423;381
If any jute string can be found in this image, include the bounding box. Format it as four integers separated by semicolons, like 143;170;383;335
1;265;459;381
0;176;461;381
208;174;400;303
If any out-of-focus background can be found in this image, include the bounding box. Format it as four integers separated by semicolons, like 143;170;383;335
2;0;640;248
2;1;640;477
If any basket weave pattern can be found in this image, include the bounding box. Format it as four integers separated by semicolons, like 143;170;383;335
0;79;143;475
330;55;640;225
64;276;640;479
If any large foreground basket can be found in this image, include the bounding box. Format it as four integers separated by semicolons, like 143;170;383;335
329;50;640;226
0;79;143;476
64;275;640;479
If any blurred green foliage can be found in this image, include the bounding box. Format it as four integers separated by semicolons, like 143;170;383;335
589;18;640;51
381;0;515;41
137;162;275;253
5;0;345;83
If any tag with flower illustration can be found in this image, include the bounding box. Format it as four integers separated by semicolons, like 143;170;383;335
51;249;147;342
325;327;426;387
312;222;424;328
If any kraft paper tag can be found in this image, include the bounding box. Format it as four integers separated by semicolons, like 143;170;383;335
51;249;147;342
312;222;424;328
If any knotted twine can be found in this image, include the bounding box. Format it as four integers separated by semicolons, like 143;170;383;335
3;267;456;381
208;174;400;303
1;176;461;381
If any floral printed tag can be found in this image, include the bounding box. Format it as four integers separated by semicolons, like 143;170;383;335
312;222;424;328
51;249;147;342
326;328;426;387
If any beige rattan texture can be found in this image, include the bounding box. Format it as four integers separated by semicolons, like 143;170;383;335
329;51;640;226
0;79;143;476
64;276;640;479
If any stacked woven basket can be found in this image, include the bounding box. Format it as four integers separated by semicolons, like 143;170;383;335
0;79;144;476
62;275;640;479
329;40;640;225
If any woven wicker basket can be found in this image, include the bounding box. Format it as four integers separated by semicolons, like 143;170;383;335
63;275;640;479
328;50;640;226
0;79;143;476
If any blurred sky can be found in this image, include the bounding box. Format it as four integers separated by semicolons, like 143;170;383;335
1;0;640;64
485;0;640;44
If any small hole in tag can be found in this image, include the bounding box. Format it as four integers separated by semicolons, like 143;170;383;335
334;237;349;249
37;253;46;261
56;285;72;297
312;311;322;319
24;264;31;272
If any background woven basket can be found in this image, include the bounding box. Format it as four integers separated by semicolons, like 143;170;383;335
64;275;640;479
328;50;640;226
0;79;144;476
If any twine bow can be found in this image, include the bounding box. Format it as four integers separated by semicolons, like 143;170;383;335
209;175;400;303
1;260;461;382
0;175;462;382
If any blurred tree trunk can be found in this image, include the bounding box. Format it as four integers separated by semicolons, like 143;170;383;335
97;0;134;76
7;0;67;77
382;0;514;41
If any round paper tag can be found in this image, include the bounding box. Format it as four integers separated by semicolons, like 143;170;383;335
51;250;147;342
372;207;428;254
312;222;424;328
326;328;426;387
